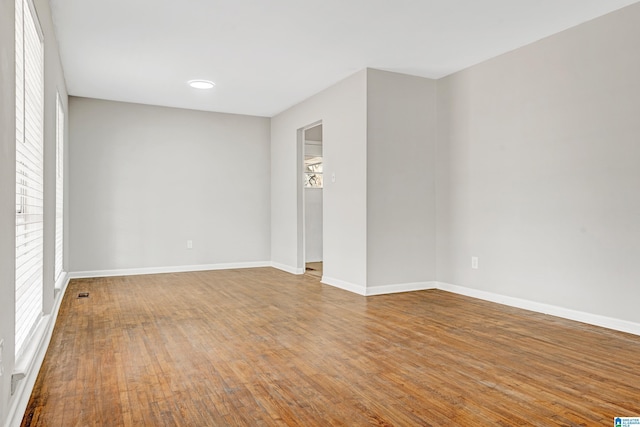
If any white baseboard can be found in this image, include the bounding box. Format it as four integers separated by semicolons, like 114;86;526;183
6;272;70;427
366;281;438;296
271;262;304;275
437;282;640;337
68;261;272;279
321;276;367;296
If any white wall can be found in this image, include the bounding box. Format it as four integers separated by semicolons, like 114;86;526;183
304;188;323;263
1;0;69;423
366;69;437;288
436;3;640;323
271;70;368;288
69;98;271;273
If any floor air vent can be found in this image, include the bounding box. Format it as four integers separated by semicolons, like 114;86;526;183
77;292;89;298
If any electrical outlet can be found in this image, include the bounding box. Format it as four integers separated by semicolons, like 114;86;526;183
187;240;193;249
471;256;479;269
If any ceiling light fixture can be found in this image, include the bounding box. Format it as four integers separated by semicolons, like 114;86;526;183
188;80;215;89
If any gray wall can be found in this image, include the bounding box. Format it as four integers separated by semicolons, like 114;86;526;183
271;70;368;288
69;98;271;272
436;3;640;323
1;0;69;422
271;68;439;292
366;69;437;288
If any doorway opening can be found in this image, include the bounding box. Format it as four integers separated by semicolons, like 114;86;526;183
298;122;323;279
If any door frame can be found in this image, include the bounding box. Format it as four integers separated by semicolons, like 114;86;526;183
296;120;322;273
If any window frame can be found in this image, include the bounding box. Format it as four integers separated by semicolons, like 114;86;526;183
15;0;45;359
54;92;64;283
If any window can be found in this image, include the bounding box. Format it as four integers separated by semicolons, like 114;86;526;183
304;156;323;188
54;93;64;283
15;0;44;358
304;141;323;188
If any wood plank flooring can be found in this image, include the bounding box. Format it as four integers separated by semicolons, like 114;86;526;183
305;262;323;279
22;268;640;426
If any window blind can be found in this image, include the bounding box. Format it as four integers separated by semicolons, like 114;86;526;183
55;93;64;282
15;0;44;358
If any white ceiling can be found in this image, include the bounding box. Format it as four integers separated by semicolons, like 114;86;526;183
50;0;639;117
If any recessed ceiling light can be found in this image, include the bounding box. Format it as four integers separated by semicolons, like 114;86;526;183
188;80;215;89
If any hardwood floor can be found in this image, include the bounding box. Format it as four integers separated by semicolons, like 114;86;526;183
305;262;323;278
23;268;640;426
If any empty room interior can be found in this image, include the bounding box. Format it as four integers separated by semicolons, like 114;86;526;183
2;0;640;425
